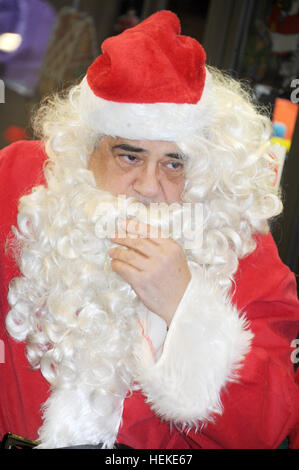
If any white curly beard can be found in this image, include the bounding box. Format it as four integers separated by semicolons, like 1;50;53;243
6;152;257;448
7;167;201;448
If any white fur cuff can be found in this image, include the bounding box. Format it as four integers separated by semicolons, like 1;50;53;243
137;266;253;427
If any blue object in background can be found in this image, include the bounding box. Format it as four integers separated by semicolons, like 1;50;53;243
273;121;287;138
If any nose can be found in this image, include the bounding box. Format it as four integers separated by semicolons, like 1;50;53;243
133;164;161;201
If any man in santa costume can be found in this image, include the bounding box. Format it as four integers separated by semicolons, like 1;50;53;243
0;10;298;449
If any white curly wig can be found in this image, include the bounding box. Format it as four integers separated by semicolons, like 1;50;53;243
5;66;282;448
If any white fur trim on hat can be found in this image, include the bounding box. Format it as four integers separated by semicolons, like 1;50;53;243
78;69;215;141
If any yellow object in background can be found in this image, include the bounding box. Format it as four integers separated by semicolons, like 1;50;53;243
271;137;291;152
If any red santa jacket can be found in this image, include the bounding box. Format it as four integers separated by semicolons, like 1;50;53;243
0;140;298;448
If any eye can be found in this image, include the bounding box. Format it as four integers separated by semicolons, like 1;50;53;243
165;160;184;171
117;154;140;164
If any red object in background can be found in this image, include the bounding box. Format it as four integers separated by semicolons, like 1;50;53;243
268;4;299;35
3;125;29;143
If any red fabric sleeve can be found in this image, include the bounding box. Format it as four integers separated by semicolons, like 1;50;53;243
1;141;298;448
0;141;49;441
117;233;299;449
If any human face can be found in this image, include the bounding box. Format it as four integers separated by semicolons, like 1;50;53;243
88;137;185;204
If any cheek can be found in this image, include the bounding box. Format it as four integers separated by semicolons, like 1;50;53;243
89;156;122;193
95;167;133;196
164;178;185;203
107;175;130;194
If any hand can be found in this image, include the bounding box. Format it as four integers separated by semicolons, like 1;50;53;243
109;219;191;327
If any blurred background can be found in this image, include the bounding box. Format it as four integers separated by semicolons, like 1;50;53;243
0;0;298;290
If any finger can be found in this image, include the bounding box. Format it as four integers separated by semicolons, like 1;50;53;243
111;235;157;257
109;246;148;271
110;258;140;286
122;219;163;244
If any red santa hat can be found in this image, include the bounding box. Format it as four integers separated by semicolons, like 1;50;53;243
79;10;214;141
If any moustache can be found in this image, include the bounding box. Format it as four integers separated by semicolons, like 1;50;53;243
83;190;203;251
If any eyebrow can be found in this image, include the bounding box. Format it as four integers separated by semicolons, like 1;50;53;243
112;144;145;153
112;144;184;160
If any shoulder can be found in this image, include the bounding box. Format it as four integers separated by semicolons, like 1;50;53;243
0;140;47;199
0;140;47;182
233;232;298;309
0;139;46;160
0;140;47;245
